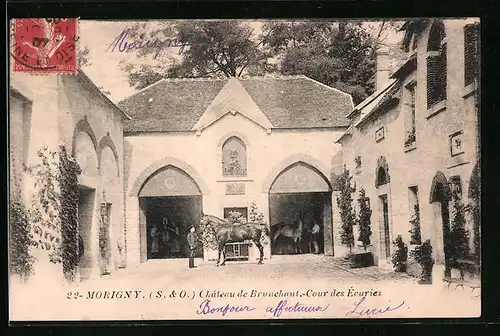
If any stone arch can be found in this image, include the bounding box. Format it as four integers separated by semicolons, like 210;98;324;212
71;116;98;157
98;133;120;177
262;154;331;193
375;156;390;187
217;131;251;149
429;171;451;203
129;157;210;197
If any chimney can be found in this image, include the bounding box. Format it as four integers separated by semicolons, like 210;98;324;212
376;46;390;91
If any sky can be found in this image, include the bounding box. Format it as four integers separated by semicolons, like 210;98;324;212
79;19;403;104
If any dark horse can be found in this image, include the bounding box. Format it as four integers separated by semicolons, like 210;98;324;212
202;215;270;266
272;219;305;254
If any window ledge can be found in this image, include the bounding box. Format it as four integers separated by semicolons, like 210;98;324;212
404;142;417;152
463;82;477;98
426;100;447;119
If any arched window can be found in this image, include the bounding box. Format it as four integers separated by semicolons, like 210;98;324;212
375;156;390;188
222;137;247;177
427;20;447;108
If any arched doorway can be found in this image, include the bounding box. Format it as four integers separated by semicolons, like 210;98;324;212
72;122;99;280
375;156;392;261
268;161;332;255
138;165;204;260
429;171;452;277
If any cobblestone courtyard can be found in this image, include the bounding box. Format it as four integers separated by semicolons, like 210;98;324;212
10;254;481;321
95;254;413;286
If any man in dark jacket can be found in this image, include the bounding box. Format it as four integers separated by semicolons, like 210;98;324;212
187;226;197;268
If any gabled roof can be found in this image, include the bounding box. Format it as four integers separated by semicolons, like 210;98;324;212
118;75;353;133
192;77;273;131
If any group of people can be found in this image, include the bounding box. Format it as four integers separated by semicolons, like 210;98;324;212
150;218;198;268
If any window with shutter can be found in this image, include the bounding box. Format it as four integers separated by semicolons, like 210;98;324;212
426;20;447;109
464;23;479;87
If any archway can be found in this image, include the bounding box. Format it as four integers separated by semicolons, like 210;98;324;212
268;161;332;256
138;165;204;260
375;156;392;261
72;125;99;281
429;171;452;277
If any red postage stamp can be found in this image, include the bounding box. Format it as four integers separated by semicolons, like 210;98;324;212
11;18;78;74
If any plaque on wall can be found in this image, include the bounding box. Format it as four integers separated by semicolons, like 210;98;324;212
375;126;385;142
225;182;245;195
450;131;465;156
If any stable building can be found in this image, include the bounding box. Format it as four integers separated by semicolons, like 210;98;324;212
118;75;353;265
9;70;130;282
336;18;480;278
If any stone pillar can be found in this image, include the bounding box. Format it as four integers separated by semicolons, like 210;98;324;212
331;191;349;258
323;195;334;256
125;197;142;266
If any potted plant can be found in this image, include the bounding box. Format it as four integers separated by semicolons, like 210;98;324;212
336;167;356;262
117;241;126;269
391;235;408;272
449;192;471;278
349;188;375;268
410;239;434;284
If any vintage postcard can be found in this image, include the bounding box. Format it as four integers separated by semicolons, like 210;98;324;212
8;18;481;321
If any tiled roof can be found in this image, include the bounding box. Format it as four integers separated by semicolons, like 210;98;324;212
118;76;353;132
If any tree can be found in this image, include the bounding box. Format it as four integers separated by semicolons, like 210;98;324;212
261;21;393;104
449;192;471;263
336;166;356;253
122;21;266;90
357;188;372;250
249;202;266;225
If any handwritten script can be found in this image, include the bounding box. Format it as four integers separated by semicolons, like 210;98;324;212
346;296;406;317
107;28;190;59
196;299;256;316
266;300;330;318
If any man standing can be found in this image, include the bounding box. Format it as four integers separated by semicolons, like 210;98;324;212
310;222;320;254
187;226;197;268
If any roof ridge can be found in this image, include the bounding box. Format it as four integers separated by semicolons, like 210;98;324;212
118;77;230;104
240;75;308;80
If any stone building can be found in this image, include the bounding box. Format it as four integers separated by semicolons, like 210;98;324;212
9;70;130;281
118;76;353;265
336;18;480;278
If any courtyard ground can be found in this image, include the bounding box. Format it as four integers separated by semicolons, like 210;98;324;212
10;254;480;321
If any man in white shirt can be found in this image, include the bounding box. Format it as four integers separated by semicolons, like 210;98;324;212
310;222;320;254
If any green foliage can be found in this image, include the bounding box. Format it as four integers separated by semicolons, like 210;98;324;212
199;216;227;250
449;193;471;262
357;188;372;250
9;201;35;281
226;211;246;225
391;235;408;271
467;165;480;264
121;20;402;104
123;21;266;89
409;203;422;245
58;145;81;282
261;22;379;104
249;202;266;225
336;166;356;252
25;145;81;282
410;239;434;281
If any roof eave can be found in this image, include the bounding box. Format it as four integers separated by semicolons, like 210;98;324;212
77;68;132;120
